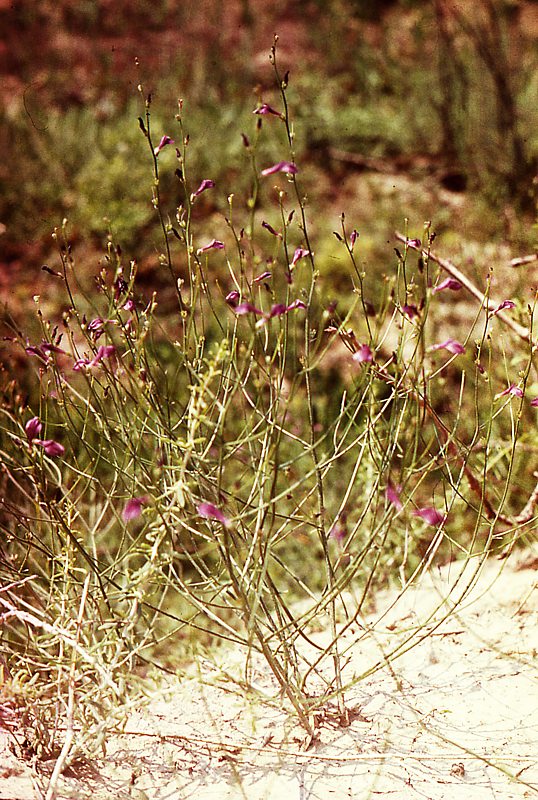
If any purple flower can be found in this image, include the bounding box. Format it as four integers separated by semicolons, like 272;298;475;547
269;300;307;317
412;506;446;527
25;416;42;442
253;271;272;283
86;317;117;340
87;318;106;340
290;247;310;267
386;482;403;512
269;303;287;318
73;344;116;371
225;289;240;305
89;345;116;368
123;299;136;312
285;299;307;312
329;523;346;543
261;220;281;238
352;344;373;364
197;502;231;527
350;230;359;249
197;239;225;255
496;383;524;399
402;303;419;319
261;161;298;176
122;496;148;521
235;302;264;316
25;340;66;362
253;103;283;118
531;397;538;407
234;300;306;320
430;338;465;355
25;344;47;362
154;135;174;156
35;439;65;457
73;357;89;371
40;342;66;355
191;179;215;199
433;278;462;293
406;238;421;248
491;300;516;316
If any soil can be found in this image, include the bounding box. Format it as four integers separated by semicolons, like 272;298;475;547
2;549;537;799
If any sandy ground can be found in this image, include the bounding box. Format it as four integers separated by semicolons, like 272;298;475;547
1;550;537;800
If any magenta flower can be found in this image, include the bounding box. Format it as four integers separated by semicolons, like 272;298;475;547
122;496;148;521
406;238;421;248
285;299;307;312
350;230;359;249
90;344;115;367
531;397;538;407
253;103;283;118
40;342;66;355
87;317;106;340
329;523;346;543
430;339;465;355
352;344;373;364
235;302;264;316
197;502;231;527
154;135;174;156
261;220;281;238
225;289;240;305
269;303;287;317
269;300;307;317
402;303;419;319
87;317;105;331
25;416;42;442
412;506;446;527
197;239;225;255
386;482;403;512
253;271;272;283
35;439;65;457
261;161;298;176
25;345;48;362
191;179;215;199
123;299;136;312
234;300;306;320
433;278;462;293
496;383;524;399
290;247;310;267
491;300;516;316
73;344;116;372
25;340;66;362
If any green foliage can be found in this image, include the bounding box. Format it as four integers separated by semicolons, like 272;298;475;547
71;104;154;243
294;74;421;156
0;104;152;251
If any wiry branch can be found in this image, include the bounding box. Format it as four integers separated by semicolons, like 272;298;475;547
395;232;533;345
395;232;538;541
